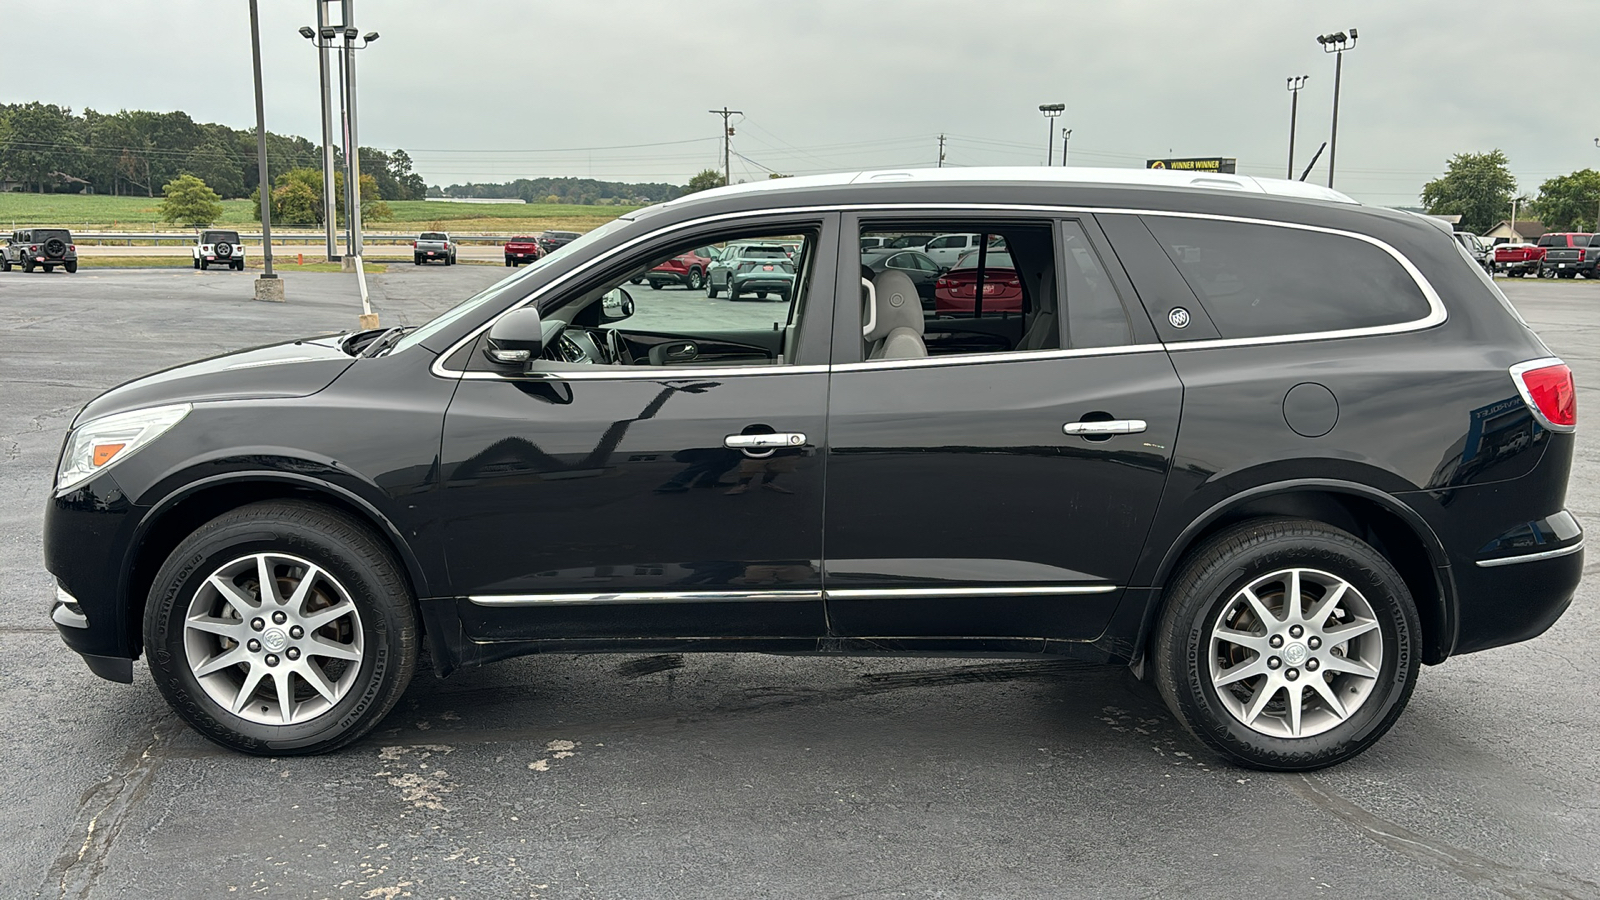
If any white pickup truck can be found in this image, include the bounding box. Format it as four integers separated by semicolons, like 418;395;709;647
413;232;457;266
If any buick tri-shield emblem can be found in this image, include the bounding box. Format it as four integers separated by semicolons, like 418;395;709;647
1169;307;1191;328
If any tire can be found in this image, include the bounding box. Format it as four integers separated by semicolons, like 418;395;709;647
506;258;514;267
22;258;34;273
234;260;244;271
706;277;720;299
43;265;55;273
65;261;77;273
1;255;10;272
1151;517;1419;771
630;277;643;285
193;258;201;270
414;256;422;266
687;268;704;291
143;500;418;756
727;280;740;301
201;260;209;271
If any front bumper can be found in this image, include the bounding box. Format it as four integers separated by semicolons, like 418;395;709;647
51;585;134;683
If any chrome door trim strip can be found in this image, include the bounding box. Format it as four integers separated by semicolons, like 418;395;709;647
432;202;1446;380
501;364;830;382
469;590;825;607
1474;541;1583;568
826;585;1117;599
467;584;1120;606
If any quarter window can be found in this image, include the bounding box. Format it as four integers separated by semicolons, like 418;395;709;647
1144;216;1431;340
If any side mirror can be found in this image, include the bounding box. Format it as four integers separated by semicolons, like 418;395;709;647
938;266;950;275
601;288;635;323
484;307;544;370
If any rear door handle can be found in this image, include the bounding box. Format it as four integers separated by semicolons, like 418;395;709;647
1063;419;1147;436
725;432;807;449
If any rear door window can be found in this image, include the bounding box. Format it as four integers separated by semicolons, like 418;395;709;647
1142;216;1431;340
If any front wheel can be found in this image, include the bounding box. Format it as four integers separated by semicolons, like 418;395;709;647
1152;517;1419;771
706;277;720;299
144;500;418;756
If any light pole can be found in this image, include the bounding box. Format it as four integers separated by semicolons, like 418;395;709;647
300;4;340;261
247;0;282;302
1286;75;1309;180
1316;29;1357;190
1039;104;1065;166
708;108;741;186
1061;128;1072;167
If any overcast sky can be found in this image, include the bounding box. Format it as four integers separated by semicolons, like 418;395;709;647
3;1;1591;207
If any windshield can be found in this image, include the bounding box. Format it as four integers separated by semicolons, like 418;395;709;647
392;219;629;354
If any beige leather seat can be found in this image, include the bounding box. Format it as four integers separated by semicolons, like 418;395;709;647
865;269;927;360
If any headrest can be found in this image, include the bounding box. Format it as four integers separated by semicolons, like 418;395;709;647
865;269;923;342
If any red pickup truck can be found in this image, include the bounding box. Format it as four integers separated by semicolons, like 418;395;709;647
1493;242;1544;277
503;236;542;267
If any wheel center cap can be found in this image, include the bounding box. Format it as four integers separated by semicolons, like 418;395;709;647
262;628;288;652
1283;642;1309;666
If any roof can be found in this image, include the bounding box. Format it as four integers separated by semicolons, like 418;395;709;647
1488;219;1545;238
660;166;1359;210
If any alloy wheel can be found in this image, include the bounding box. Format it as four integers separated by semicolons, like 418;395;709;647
182;552;365;726
1207;567;1383;738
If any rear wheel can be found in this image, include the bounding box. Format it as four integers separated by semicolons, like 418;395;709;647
687;268;704;291
22;258;34;273
65;261;77;273
414;256;422;266
1152;517;1419;771
201;260;209;271
193;258;201;270
234;260;244;271
144;500;418;756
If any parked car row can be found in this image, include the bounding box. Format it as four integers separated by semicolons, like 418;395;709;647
1482;230;1600;279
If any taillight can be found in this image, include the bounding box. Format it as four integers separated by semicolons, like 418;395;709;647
411;241;417;248
68;245;76;251
1512;359;1577;431
1579;249;1587;262
29;245;37;252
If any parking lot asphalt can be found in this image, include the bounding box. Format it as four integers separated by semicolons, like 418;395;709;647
2;268;1598;899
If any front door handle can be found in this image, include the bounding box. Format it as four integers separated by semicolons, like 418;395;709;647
725;432;807;450
1063;419;1147;436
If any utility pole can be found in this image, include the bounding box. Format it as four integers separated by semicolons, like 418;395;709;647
709;107;741;186
1061;128;1072;167
1317;29;1358;190
938;134;946;168
247;0;282;302
1286;75;1309;180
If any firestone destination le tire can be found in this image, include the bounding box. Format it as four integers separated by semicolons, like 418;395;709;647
1152;517;1419;771
144;500;418;756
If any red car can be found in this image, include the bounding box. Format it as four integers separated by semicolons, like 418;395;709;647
934;250;1022;314
643;246;716;290
1536;232;1595;279
1493;243;1544;278
504;236;542;267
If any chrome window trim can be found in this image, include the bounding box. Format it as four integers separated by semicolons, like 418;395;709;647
831;343;1165;373
468;584;1118;606
431;202;1447;381
470;590;824;607
1475;540;1583;568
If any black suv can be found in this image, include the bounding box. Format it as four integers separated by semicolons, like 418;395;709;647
3;228;78;273
535;230;580;254
45;169;1581;769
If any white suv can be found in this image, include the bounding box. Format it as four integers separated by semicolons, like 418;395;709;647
192;230;245;271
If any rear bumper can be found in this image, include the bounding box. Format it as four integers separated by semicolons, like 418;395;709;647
1452;538;1581;654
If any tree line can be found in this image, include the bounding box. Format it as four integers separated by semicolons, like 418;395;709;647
0;102;426;202
438;176;684;206
1423;150;1600;235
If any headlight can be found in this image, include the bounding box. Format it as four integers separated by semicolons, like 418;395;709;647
56;403;192;494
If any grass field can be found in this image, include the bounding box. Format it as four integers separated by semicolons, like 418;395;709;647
0;194;637;234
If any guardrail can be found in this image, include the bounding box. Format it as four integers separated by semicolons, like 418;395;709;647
68;231;527;246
